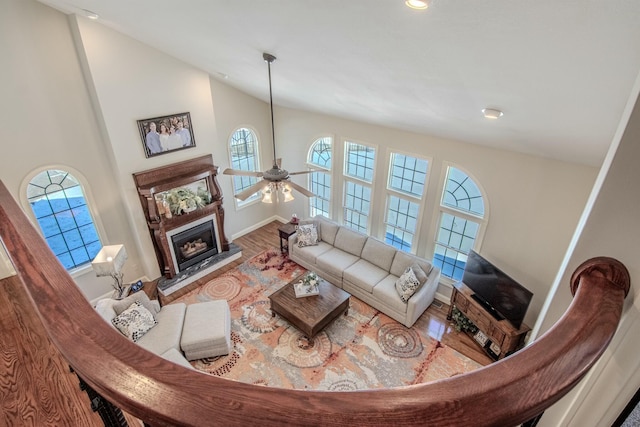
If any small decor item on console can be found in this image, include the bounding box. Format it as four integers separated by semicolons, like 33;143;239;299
291;213;299;224
294;272;320;298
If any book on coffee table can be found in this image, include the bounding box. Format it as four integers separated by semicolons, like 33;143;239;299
294;280;320;298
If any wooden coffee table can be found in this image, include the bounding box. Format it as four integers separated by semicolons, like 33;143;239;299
269;275;350;339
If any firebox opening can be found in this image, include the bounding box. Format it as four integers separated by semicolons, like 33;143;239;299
170;220;218;272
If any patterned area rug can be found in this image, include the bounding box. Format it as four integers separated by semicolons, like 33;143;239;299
172;248;482;390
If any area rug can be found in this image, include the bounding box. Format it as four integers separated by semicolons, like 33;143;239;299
172;248;482;390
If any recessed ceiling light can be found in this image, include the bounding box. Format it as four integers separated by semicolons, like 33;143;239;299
83;9;99;20
482;108;504;119
405;0;430;10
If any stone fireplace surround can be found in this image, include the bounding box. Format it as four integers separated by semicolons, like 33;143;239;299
133;155;241;295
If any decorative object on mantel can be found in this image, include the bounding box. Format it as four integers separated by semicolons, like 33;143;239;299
162;186;212;216
137;112;196;158
294;271;320;298
91;244;129;299
222;53;317;203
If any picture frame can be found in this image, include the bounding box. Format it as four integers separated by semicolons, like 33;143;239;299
137;112;196;158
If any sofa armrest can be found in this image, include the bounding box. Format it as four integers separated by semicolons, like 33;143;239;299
405;266;441;327
287;232;298;255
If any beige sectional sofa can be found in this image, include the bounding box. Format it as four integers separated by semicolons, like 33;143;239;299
288;216;440;328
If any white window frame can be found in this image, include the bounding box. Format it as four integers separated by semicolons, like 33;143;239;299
228;126;261;209
383;150;430;253
307;136;333;218
342;140;376;233
19;165;107;278
430;162;489;284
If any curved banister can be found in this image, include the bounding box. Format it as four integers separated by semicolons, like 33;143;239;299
0;179;629;427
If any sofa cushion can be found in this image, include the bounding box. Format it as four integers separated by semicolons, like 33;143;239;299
395;267;421;302
334;227;367;257
160;348;195;370
111;301;157;342
316;248;360;280
373;275;409;314
112;292;159;317
316;216;339;245
390;251;433;278
343;259;389;293
361;238;397;272
411;263;428;286
137;302;187;355
95;298;118;326
297;223;319;247
291;240;332;264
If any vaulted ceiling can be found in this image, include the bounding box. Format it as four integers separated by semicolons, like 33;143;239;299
39;0;640;166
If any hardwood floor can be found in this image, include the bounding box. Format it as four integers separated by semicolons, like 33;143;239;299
0;220;491;426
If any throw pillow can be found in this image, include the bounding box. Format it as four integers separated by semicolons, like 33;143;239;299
297;224;319;247
410;263;428;287
111;301;157;342
299;219;322;241
395;266;421;303
112;291;159;317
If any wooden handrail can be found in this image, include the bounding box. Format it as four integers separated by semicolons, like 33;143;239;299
0;179;629;427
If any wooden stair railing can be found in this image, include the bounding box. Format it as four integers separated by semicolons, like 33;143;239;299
0;179;630;427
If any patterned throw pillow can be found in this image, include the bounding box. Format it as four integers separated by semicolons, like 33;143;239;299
395;266;421;303
111;301;157;342
297;224;319;247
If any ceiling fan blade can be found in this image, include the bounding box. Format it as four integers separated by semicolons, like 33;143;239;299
234;181;268;201
288;169;320;176
286;181;315;198
223;168;263;177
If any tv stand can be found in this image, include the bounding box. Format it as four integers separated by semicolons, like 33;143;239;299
447;282;531;360
470;293;504;321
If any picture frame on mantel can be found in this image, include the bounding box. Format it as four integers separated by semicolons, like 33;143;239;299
137;112;196;158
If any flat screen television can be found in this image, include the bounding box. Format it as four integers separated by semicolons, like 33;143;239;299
461;250;533;329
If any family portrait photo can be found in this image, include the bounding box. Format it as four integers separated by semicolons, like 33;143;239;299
138;112;196;158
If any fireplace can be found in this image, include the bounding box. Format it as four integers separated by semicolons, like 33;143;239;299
168;217;218;273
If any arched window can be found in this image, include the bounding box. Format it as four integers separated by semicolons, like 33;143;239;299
26;170;102;270
229;127;260;206
432;166;486;280
307;137;332;218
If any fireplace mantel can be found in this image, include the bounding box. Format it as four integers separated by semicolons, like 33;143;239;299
133;155;230;278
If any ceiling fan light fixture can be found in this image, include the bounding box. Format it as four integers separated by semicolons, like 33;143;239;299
282;184;295;202
482;108;504;119
261;185;273;204
405;0;430;10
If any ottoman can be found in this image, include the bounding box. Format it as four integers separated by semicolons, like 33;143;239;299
180;300;231;361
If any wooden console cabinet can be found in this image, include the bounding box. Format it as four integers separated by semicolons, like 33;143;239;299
447;282;531;360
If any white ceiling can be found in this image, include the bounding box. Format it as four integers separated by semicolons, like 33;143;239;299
39;0;640;166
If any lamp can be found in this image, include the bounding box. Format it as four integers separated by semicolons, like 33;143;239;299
91;244;128;299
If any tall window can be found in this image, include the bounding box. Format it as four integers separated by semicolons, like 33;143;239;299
229;128;260;205
308;137;332;217
384;153;428;252
433;166;485;280
343;141;375;233
27;170;102;270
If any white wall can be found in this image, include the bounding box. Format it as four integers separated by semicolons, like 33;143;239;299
271;107;597;325
535;78;640;426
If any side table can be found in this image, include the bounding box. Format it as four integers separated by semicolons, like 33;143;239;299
278;222;297;253
131;279;160;304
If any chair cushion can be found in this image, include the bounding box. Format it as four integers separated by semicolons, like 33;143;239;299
111;301;157;342
137;303;187;355
112;291;159;317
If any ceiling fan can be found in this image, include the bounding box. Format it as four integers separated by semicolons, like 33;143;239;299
223;53;316;203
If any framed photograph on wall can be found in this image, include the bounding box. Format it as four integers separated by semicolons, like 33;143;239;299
137;112;196;158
